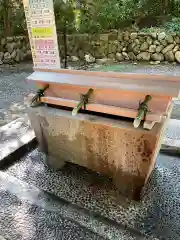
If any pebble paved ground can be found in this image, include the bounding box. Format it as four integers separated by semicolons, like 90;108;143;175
0;62;180;127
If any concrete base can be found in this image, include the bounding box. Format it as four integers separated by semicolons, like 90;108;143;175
28;106;170;200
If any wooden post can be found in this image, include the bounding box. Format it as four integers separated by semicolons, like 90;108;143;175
23;0;61;69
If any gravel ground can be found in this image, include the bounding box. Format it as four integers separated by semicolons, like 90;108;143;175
0;62;180;126
90;62;180;75
0;63;35;126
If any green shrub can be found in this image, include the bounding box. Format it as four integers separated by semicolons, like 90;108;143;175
164;17;180;34
78;0;139;33
141;27;165;33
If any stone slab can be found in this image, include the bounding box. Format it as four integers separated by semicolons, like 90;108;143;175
0;117;35;162
164;119;180;147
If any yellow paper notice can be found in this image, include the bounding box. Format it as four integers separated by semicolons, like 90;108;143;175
32;27;53;37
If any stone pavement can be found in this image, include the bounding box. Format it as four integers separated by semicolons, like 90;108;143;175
0;64;35;126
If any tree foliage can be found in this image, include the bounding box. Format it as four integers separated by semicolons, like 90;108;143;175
0;0;25;36
78;0;140;33
0;0;179;36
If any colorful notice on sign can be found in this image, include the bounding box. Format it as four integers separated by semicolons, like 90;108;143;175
23;0;61;69
32;27;53;38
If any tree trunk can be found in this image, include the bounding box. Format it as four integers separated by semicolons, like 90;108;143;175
63;21;68;69
3;0;12;36
164;0;169;14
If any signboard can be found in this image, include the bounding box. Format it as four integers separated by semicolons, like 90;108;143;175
23;0;61;69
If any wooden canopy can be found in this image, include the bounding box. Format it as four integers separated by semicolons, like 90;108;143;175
27;68;179;129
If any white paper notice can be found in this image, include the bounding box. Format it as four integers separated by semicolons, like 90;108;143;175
23;0;61;69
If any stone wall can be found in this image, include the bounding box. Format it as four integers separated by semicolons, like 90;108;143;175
1;32;180;65
0;36;31;65
59;32;180;64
